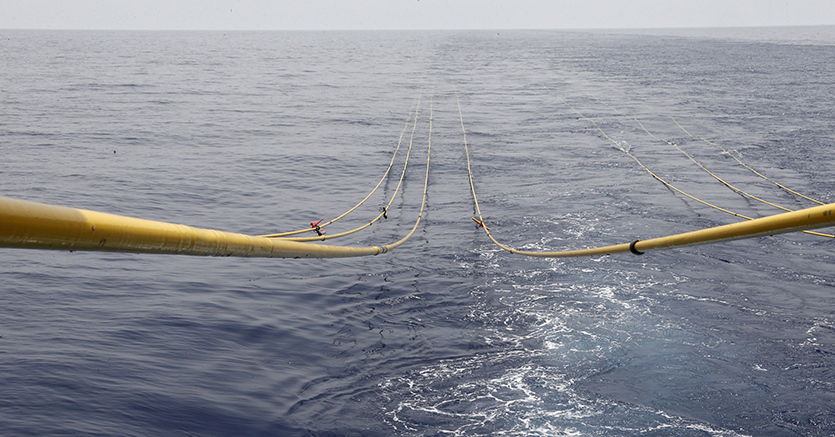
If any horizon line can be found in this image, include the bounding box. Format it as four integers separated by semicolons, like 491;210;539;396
3;24;834;32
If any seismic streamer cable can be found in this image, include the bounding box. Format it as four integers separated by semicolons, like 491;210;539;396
378;97;433;253
456;93;835;258
621;96;825;205
259;93;422;238
265;92;425;242
667;115;827;205
590;97;834;239
599;88;824;205
547;89;831;238
0;109;432;263
0;100;434;259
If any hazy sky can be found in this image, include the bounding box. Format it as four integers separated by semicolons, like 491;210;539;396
2;0;835;31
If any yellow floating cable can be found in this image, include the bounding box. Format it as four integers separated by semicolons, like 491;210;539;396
667;115;827;205
0;196;385;258
548;90;830;237
627;96;825;205
379;97;433;253
483;202;835;258
259;93;422;238
271;93;426;242
0;99;434;259
591;97;833;239
456;93;835;258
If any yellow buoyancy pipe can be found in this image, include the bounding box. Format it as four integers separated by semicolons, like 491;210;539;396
0;196;386;258
3;195;834;259
633;202;835;253
482;202;835;258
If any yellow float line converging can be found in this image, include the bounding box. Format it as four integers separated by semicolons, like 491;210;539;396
456;93;835;258
668;115;826;205
0;102;435;258
264;93;427;242
589;97;833;238
260;92;424;238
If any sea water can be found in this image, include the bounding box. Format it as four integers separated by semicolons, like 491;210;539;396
1;28;834;436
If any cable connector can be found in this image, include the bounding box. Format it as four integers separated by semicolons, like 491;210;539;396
472;217;489;230
629;240;644;255
310;219;326;236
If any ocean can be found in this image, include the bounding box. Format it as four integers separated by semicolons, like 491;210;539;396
1;27;834;436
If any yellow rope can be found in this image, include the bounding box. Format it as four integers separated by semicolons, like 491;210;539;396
0;95;433;261
0;96;434;259
457;93;835;258
259;93;422;238
380;97;433;253
3;92;830;260
667;115;827;205
283;93;432;242
273;93;428;243
590;97;833;238
550;91;831;238
597;92;824;205
554;93;750;216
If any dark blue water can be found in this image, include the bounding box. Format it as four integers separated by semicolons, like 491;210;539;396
2;28;834;436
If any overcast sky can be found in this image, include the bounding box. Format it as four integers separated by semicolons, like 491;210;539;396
2;0;835;31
